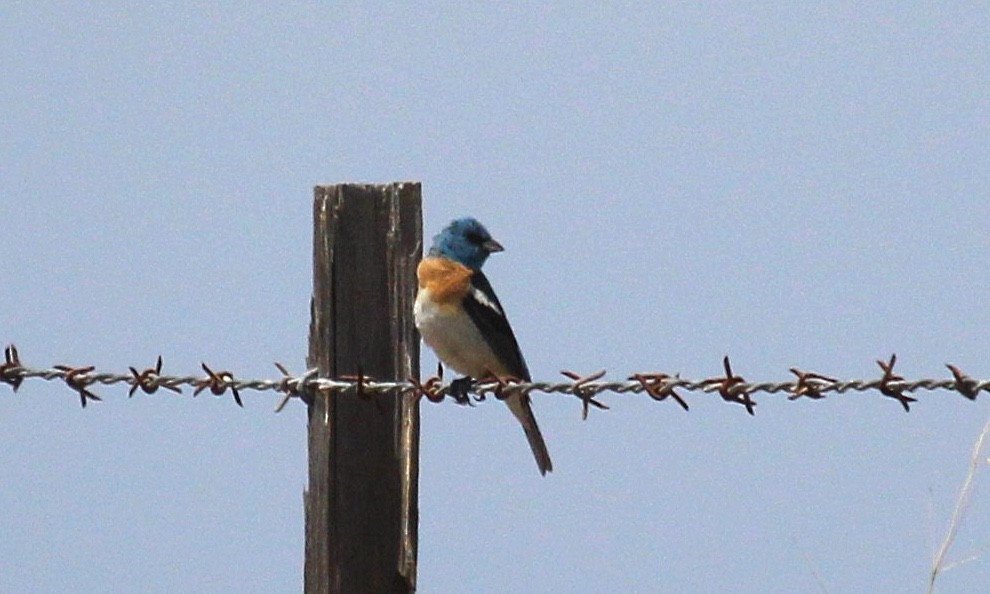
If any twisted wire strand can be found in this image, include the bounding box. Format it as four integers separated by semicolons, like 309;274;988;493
2;347;988;413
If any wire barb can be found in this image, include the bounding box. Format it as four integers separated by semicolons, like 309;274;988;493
274;363;316;412
128;356;182;397
52;365;102;408
561;370;609;420
0;344;24;392
629;373;689;411
194;363;242;407
788;368;837;401
408;375;445;403
946;364;979;401
700;356;755;415
876;354;916;412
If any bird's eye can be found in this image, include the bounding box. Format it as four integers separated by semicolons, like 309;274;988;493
465;232;484;244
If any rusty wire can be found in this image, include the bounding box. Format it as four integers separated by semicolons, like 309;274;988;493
2;345;989;416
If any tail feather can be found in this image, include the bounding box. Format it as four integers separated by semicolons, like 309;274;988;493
506;394;553;475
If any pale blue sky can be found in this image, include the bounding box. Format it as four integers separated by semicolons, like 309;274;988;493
2;3;989;592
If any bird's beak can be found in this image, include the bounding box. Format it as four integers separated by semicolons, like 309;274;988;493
483;239;504;253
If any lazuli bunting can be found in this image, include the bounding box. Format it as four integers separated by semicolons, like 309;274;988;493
414;217;553;475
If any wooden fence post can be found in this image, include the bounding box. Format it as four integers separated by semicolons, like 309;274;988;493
305;183;422;594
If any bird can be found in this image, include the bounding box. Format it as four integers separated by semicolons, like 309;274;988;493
414;217;553;475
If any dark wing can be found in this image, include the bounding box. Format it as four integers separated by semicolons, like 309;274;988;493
462;270;531;381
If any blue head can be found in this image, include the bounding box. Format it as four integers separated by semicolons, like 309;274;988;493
429;217;504;270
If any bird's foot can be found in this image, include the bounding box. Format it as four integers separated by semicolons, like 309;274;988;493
449;377;476;405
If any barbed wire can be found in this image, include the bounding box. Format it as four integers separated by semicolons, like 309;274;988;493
1;344;988;417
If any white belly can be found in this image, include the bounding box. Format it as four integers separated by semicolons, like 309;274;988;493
414;289;504;378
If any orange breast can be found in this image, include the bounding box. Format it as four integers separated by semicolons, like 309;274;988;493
417;257;473;305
